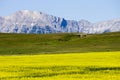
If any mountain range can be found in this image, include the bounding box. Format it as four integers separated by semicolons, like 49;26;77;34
0;10;120;34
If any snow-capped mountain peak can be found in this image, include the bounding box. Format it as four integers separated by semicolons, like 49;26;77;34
0;10;120;34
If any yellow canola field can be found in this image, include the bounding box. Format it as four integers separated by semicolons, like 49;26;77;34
0;52;120;80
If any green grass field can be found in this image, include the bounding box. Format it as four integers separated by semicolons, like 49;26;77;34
0;32;120;55
0;51;120;80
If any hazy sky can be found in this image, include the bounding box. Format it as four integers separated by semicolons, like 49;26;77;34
0;0;120;22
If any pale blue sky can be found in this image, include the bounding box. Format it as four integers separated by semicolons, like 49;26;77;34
0;0;120;22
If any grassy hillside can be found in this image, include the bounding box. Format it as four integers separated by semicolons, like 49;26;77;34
0;32;120;55
0;52;120;80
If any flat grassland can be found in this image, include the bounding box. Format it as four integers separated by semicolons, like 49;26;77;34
0;52;120;80
0;32;120;55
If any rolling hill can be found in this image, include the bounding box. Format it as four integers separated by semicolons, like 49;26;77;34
0;32;120;55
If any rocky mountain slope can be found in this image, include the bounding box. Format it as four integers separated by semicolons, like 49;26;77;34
0;10;120;34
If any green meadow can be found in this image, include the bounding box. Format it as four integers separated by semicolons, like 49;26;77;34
0;32;120;55
0;32;120;80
